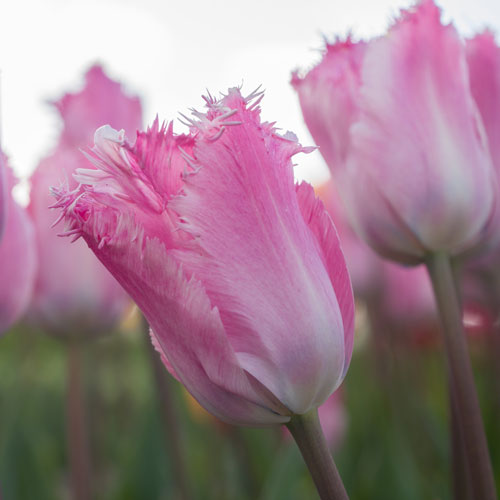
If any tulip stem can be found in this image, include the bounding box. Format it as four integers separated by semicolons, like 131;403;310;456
286;409;348;500
142;317;192;500
426;252;496;500
66;340;91;500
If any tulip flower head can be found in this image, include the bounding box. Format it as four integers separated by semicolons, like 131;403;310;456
28;65;141;337
0;159;37;334
52;88;355;425
293;0;496;264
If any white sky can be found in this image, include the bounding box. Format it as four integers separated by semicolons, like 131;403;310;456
1;0;499;191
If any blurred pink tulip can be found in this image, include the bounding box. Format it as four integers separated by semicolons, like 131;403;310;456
379;262;436;326
317;179;437;330
316;179;382;298
293;0;496;264
0;155;6;240
0;159;37;334
52;88;355;426
317;390;347;450
28;65;141;337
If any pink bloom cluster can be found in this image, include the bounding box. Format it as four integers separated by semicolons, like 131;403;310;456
293;0;498;264
52;88;355;425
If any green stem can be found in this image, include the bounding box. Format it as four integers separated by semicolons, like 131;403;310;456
66;340;91;500
142;317;192;500
286;409;348;500
426;253;496;500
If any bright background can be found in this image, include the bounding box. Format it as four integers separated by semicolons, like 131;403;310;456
1;0;499;190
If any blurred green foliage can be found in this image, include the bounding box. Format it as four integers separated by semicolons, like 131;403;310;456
0;325;498;499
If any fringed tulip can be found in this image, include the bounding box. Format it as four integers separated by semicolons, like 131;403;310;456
0;159;37;333
28;65;141;337
52;88;355;426
293;0;496;264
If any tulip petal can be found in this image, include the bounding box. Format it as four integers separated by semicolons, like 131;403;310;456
292;39;366;170
171;89;347;414
295;181;354;377
467;32;500;170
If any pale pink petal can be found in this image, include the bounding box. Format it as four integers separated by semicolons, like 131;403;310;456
347;0;495;259
466;32;500;170
55;65;142;148
292;38;365;171
171;89;348;413
0;165;37;333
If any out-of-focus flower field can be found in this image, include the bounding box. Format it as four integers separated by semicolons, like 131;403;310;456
0;315;498;499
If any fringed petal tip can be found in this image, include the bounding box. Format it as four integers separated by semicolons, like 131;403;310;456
179;87;316;164
291;35;365;88
391;0;444;31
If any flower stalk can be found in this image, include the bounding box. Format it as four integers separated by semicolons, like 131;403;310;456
286;409;348;500
426;252;496;500
142;317;192;500
66;340;91;500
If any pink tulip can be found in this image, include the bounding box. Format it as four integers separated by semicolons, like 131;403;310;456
52;88;355;425
0;159;37;334
28;65;141;336
317;390;347;450
316;179;382;298
0;155;6;240
466;32;500;176
54;65;142;148
316;179;435;320
293;0;496;264
380;262;436;326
